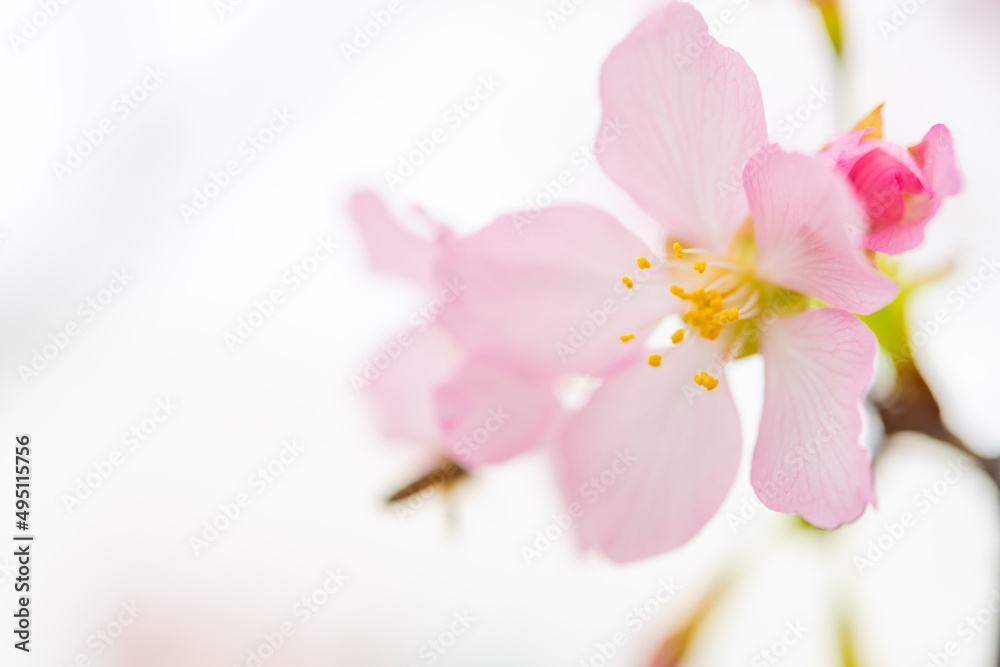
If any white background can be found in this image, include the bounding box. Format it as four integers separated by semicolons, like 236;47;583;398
1;0;998;665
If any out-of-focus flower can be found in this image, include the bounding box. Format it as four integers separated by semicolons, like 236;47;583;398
837;612;865;667
821;105;962;254
348;191;562;478
645;576;731;667
435;3;897;561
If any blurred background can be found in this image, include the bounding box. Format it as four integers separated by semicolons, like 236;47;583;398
1;0;998;664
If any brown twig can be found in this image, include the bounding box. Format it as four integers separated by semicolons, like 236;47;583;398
875;363;1000;486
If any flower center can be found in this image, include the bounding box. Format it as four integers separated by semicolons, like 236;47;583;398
619;239;764;391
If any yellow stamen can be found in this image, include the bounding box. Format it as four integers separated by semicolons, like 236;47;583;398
620;334;635;342
637;257;651;269
670;329;685;344
693;260;707;274
672;242;684;259
669;276;747;340
622;276;633;288
694;371;719;390
648;354;662;367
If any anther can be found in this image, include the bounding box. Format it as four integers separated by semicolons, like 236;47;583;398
637;257;651;269
620;334;635;342
693;261;707;274
672;242;684;259
622;276;633;288
671;329;685;344
693;371;719;390
648;354;662;367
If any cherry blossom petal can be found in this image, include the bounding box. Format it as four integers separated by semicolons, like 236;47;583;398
865;124;961;254
819;129;869;170
556;338;741;562
743;147;898;314
751;308;876;529
434;205;674;376
598;2;767;252
914;124;961;199
437;355;562;467
364;324;463;445
847;148;926;226
347;189;440;287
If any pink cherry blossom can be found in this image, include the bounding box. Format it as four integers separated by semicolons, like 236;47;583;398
348;190;561;468
435;2;897;561
820;106;961;254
